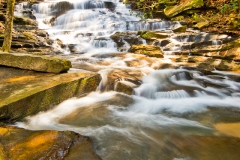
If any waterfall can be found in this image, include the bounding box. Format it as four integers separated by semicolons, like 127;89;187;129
13;1;240;160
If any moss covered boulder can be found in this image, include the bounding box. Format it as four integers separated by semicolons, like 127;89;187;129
193;20;210;29
0;67;101;122
129;44;164;58
164;0;204;18
0;52;72;73
138;30;168;40
0;126;99;160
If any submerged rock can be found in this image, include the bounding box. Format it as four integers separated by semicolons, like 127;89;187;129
129;44;164;58
0;52;72;73
0;126;99;160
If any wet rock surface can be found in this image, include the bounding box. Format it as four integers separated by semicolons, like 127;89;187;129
0;126;99;160
0;52;72;73
0;66;101;122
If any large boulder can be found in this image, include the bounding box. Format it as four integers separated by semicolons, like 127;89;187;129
164;0;204;18
110;32;143;49
129;44;164;58
0;67;101;122
0;52;72;73
0;126;99;160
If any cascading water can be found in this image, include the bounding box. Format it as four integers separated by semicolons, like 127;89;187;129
14;0;240;159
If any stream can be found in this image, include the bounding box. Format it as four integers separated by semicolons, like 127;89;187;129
14;0;240;159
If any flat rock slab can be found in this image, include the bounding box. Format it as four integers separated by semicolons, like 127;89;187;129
0;66;101;122
0;52;72;73
0;126;99;160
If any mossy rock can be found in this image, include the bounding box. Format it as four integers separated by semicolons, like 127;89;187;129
138;30;168;40
129;44;164;58
164;0;204;18
0;67;101;122
115;81;133;95
219;38;240;60
193;20;209;29
216;60;240;71
0;126;99;160
22;32;37;41
0;52;72;73
13;16;37;26
173;25;187;33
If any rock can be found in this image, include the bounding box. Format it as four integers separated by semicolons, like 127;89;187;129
13;16;37;26
138;30;168;40
51;1;74;17
164;0;204;18
35;30;49;37
216;60;240;71
110;32;143;48
193;20;210;29
0;126;99;160
188;56;206;63
0;66;101;122
98;68;143;92
0;52;72;73
104;1;116;11
115;81;134;95
129;44;164;58
220;38;240;60
173;25;187;33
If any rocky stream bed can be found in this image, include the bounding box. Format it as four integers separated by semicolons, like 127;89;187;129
0;0;240;159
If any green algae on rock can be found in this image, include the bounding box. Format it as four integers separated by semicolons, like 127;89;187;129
164;0;204;18
193;20;210;29
0;52;72;73
129;44;164;58
138;30;168;40
0;126;99;160
0;67;101;122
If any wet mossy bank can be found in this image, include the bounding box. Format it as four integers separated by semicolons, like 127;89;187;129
0;66;101;123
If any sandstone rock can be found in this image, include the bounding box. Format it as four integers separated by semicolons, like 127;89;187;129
129;44;164;58
138;30;168;40
0;52;72;73
216;60;240;71
115;81;134;95
0;126;99;160
110;32;143;48
193;20;210;29
164;0;204;18
0;67;101;122
220;38;240;60
173;25;187;33
188;56;206;63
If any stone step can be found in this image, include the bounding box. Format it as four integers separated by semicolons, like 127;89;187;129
0;66;101;122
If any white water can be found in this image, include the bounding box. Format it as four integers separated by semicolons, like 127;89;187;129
14;0;240;159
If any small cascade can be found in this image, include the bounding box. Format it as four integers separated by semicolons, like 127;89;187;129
12;1;240;160
13;0;185;54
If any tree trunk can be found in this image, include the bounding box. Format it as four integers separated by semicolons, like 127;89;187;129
2;0;15;52
238;0;240;12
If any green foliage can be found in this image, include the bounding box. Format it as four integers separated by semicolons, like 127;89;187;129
192;13;200;22
128;0;172;19
221;0;239;14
